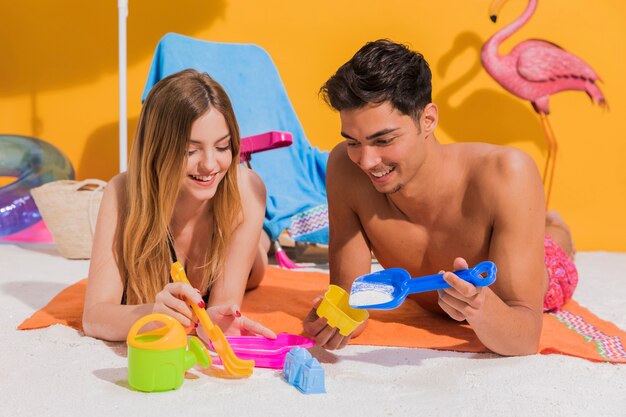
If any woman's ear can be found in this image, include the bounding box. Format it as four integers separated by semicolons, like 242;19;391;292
420;103;438;136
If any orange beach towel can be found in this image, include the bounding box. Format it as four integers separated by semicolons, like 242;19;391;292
19;266;626;363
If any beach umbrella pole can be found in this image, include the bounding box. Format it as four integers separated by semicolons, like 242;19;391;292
118;0;128;172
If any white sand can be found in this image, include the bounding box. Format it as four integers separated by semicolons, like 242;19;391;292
349;286;395;307
349;289;394;306
1;244;625;417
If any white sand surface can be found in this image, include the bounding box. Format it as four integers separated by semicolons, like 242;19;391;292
1;244;625;417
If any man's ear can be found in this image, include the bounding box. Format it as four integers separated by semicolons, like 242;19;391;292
420;103;438;135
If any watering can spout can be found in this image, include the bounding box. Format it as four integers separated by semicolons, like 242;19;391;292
185;336;212;370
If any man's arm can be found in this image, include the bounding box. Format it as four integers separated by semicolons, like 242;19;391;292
438;149;546;355
328;151;373;291
303;143;373;349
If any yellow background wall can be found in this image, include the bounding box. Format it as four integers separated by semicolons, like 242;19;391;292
1;0;624;251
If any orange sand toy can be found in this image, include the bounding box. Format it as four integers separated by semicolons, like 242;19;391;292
169;262;254;377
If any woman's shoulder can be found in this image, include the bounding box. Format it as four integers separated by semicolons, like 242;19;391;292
101;172;128;209
237;165;266;198
107;172;127;189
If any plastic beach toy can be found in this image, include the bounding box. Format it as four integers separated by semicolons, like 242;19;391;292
127;313;211;392
170;262;255;377
316;285;369;336
349;261;497;310
282;347;325;394
211;333;314;369
0;135;74;238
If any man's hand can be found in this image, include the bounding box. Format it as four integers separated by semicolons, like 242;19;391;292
437;257;488;322
303;296;356;350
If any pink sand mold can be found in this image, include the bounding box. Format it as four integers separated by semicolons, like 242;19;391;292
282;347;325;394
210;333;314;369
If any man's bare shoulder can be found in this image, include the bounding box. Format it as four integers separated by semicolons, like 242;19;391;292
326;142;378;209
327;142;369;187
328;142;352;173
455;143;540;183
459;143;543;207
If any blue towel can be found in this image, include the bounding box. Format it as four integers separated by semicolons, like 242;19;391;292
142;33;329;243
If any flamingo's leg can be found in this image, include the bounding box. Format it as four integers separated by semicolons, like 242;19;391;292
539;113;552;184
539;113;557;208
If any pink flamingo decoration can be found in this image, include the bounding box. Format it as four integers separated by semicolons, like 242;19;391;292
480;0;607;207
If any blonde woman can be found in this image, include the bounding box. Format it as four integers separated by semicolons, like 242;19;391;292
83;69;275;342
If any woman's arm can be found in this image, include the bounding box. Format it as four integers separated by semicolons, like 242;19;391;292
82;174;150;340
208;166;266;307
82;174;202;341
205;166;275;338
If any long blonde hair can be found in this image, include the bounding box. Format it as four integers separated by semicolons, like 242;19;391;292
122;69;242;305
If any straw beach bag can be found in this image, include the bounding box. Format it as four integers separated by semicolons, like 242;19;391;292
31;179;106;259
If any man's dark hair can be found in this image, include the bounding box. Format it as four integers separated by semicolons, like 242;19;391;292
320;39;432;121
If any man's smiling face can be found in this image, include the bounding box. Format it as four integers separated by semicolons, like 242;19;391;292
340;101;426;194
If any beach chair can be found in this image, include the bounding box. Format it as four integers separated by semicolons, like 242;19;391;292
142;33;329;267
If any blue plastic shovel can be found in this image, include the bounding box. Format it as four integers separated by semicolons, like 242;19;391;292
348;261;497;310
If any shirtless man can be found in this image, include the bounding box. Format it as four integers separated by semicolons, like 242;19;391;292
303;39;578;356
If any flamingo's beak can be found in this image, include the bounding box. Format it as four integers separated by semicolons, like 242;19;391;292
488;0;508;22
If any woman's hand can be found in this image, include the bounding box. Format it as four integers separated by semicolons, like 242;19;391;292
199;304;276;339
152;282;203;329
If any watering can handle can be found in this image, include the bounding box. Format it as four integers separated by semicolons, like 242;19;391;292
126;313;176;348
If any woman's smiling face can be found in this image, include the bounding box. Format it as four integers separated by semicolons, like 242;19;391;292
181;108;233;202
